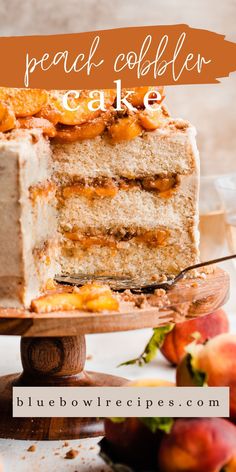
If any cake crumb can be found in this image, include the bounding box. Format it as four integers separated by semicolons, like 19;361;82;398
134;294;146;308
152;273;168;282
65;449;79;460
27;445;36;452
63;441;69;447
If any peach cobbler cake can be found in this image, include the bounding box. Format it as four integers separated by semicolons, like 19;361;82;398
0;87;199;311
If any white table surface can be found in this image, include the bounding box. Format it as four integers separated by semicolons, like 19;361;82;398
0;262;235;472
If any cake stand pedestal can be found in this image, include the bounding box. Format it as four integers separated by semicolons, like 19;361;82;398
0;267;230;440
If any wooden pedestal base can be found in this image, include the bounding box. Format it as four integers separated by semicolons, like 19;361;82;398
0;268;230;440
0;336;127;440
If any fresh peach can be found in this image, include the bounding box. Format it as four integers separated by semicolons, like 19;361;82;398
176;333;236;419
161;310;229;365
104;417;161;468
158;418;236;472
104;379;173;468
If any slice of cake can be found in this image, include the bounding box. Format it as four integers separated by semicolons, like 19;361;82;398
0;88;200;309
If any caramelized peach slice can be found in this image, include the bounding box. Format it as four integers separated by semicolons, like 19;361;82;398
37;102;63;125
0;102;6;122
0;101;16;132
142;176;177;193
78;282;118;302
85;294;119;312
31;282;119;313
136;229;169;246
0;88;48;117
109;116;142;142
54;116;107;143
49;89;116;126
17;117;56;137
124;86;164;108
31;292;84;313
139;104;165;130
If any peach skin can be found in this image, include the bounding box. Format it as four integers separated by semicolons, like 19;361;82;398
105;417;161;469
161;309;229;365
105;379;174;469
176;333;236;419
158;418;236;472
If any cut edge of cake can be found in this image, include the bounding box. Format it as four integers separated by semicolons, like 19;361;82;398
0;116;200;309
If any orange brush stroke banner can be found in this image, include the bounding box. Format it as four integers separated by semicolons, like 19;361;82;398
0;25;236;89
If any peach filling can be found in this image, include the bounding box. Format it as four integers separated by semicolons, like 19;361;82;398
64;228;169;248
62;183;118;199
61;175;178;199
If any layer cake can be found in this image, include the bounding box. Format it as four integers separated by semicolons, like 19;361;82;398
0;88;200;309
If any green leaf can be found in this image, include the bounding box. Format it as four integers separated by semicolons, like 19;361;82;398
109;417;126;423
187;353;206;386
140;417;174;434
109;417;174;434
119;324;174;367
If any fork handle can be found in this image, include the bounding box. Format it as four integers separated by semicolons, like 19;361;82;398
175;253;236;284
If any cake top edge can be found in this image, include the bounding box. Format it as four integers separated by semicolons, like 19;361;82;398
0;117;195;148
0;87;196;145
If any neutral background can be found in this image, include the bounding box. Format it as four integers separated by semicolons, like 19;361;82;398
0;0;236;175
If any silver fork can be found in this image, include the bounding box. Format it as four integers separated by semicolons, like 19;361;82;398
55;254;236;294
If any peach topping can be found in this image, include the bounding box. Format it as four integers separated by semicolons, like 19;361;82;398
0;101;16;132
109;116;142;142
31;281;119;313
0;87;167;142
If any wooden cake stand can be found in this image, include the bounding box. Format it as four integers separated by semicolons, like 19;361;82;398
0;268;230;440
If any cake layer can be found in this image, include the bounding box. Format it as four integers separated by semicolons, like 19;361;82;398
0;129;58;307
60;235;198;282
58;175;198;234
53;120;198;181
